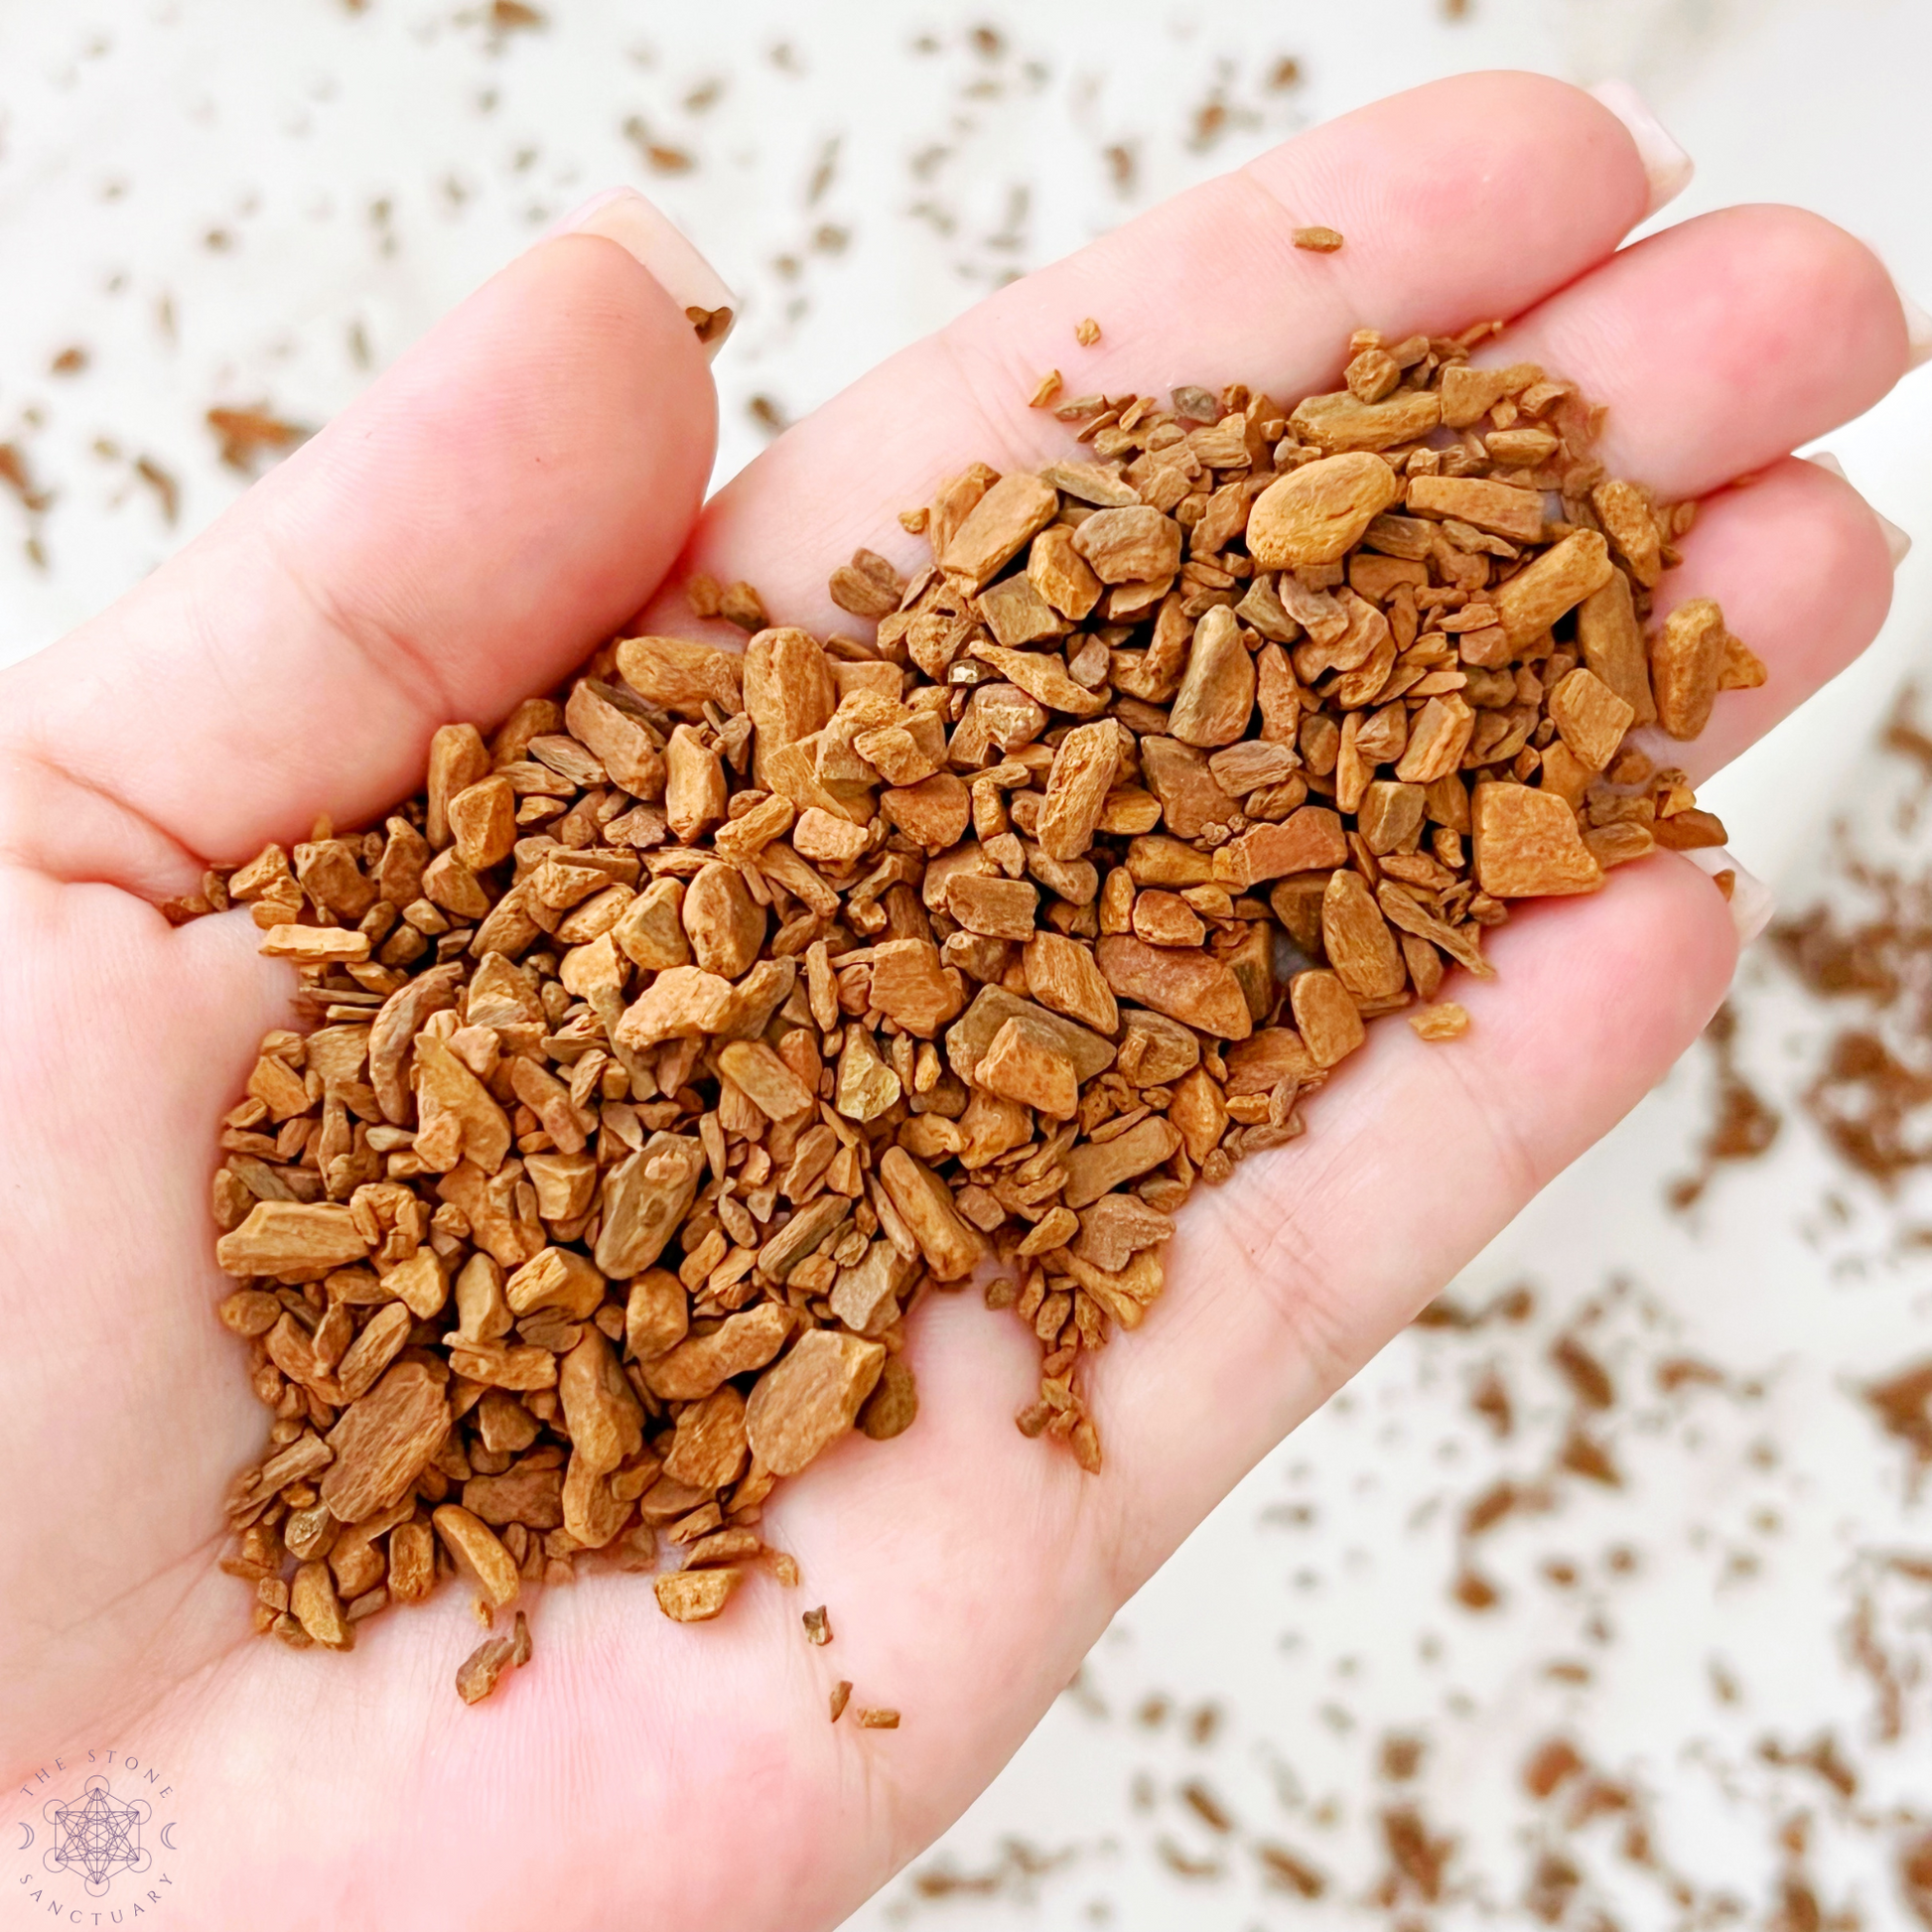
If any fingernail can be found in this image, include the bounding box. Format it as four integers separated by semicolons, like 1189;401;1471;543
1895;278;1932;372
1806;452;1911;568
1588;80;1694;219
1681;846;1775;948
551;188;737;361
1854;244;1932;373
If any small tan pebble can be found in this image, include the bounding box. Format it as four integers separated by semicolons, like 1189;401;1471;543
1293;225;1344;252
455;1633;517;1705
858;1708;900;1729
1029;368;1063;407
830;1680;853;1724
897;505;930;534
655;1568;742;1622
718;580;768;631
258;924;369;963
1712;869;1737;901
1074;317;1101;346
804;1605;833;1646
1409;1003;1470;1041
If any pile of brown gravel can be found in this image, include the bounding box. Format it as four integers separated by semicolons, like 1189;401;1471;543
194;322;1758;1700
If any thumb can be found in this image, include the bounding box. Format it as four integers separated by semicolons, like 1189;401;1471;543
0;188;728;891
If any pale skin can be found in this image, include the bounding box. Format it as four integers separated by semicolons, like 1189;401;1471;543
0;71;1912;1931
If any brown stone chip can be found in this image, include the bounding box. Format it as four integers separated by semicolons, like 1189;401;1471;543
1063;1115;1183;1209
829;548;905;620
746;1329;887;1474
559;1328;644;1473
1292;226;1343;251
1291;388;1441;454
944;473;1060;588
258;925;371;964
830;1680;853;1723
1546;667;1635;774
1169;607;1256;748
879;1148;987;1280
1493;530;1614;651
1472;781;1604;898
1290;969;1365;1068
1321;870;1405;1000
1650;596;1731;740
858;1355;919;1440
946;986;1116;1086
1024;931;1120;1034
663;1387;751;1490
1406;474;1544;543
1590;479;1663;586
217;1202;370;1282
594;1133;707;1277
617;635;745;718
1072;504;1182;585
292;1561;353;1650
969;641;1110;718
1095;935;1253;1038
1213;805;1346;888
644;1303;794;1400
321;1363;451;1524
456;1632;518;1705
870;937;966;1035
1409;1003;1470;1041
979;1016;1081;1118
463;1459;564;1530
1248;454;1400;569
1029;525;1103;620
1036;721;1122;861
717;1039;815;1120
857;1707;901;1729
432;1504;521;1608
655;1567;742;1622
947;873;1040;941
978;570;1063;646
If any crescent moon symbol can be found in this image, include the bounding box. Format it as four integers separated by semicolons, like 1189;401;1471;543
160;1823;178;1851
15;1823;31;1851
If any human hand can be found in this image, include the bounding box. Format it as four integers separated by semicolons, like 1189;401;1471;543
0;70;1912;1932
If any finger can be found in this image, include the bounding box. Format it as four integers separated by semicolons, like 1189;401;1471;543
0;204;720;890
1087;853;1737;1583
1490;203;1913;499
642;69;1657;634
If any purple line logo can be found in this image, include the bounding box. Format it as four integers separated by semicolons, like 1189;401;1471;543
9;1749;181;1917
44;1776;151;1898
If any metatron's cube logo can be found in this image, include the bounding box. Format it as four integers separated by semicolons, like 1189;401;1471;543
43;1776;152;1898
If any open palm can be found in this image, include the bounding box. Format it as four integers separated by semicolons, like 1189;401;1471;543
0;72;1911;1932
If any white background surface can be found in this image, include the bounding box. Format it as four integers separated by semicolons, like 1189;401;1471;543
3;3;1930;1926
